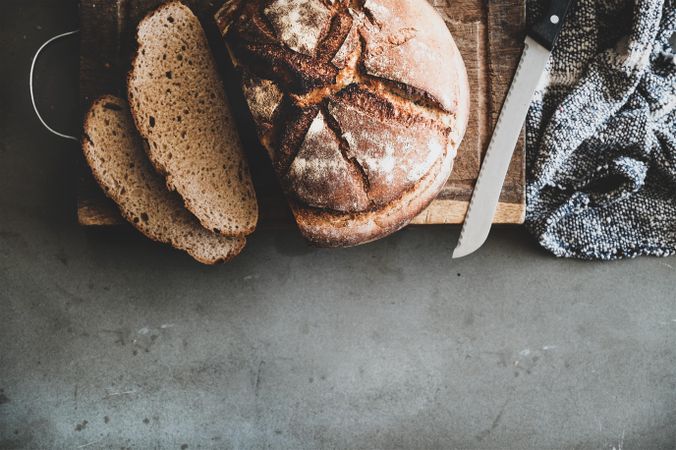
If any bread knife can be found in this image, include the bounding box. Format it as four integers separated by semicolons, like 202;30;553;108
452;0;574;259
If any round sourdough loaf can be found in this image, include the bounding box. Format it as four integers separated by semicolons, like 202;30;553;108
217;0;470;247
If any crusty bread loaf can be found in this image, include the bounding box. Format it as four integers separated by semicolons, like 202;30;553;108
216;0;469;247
82;95;246;264
128;0;258;237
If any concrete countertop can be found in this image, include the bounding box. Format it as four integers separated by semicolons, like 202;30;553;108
1;2;674;449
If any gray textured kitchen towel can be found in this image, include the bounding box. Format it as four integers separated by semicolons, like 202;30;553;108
525;0;676;259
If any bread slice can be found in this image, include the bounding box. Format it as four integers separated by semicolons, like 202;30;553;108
128;0;257;237
82;95;246;264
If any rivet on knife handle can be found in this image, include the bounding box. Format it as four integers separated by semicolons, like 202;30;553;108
529;0;575;50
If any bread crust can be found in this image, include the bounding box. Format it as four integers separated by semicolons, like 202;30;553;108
218;0;470;247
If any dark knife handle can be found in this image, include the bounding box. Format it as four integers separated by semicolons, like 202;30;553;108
528;0;574;50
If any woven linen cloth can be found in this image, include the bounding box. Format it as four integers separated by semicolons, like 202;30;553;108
525;0;676;260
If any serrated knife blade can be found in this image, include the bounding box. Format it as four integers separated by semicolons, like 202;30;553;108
453;0;574;259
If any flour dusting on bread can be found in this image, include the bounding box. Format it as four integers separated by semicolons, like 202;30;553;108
242;75;285;127
264;0;332;56
288;110;369;212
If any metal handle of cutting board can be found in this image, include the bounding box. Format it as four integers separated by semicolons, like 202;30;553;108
29;29;80;141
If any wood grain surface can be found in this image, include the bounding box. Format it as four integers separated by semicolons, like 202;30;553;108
77;0;526;226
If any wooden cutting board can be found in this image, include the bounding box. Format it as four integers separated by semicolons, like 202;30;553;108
77;0;526;227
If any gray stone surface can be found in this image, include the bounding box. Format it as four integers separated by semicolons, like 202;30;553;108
1;1;675;449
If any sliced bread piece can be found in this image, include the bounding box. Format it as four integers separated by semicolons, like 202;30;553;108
82;95;246;264
128;0;258;237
